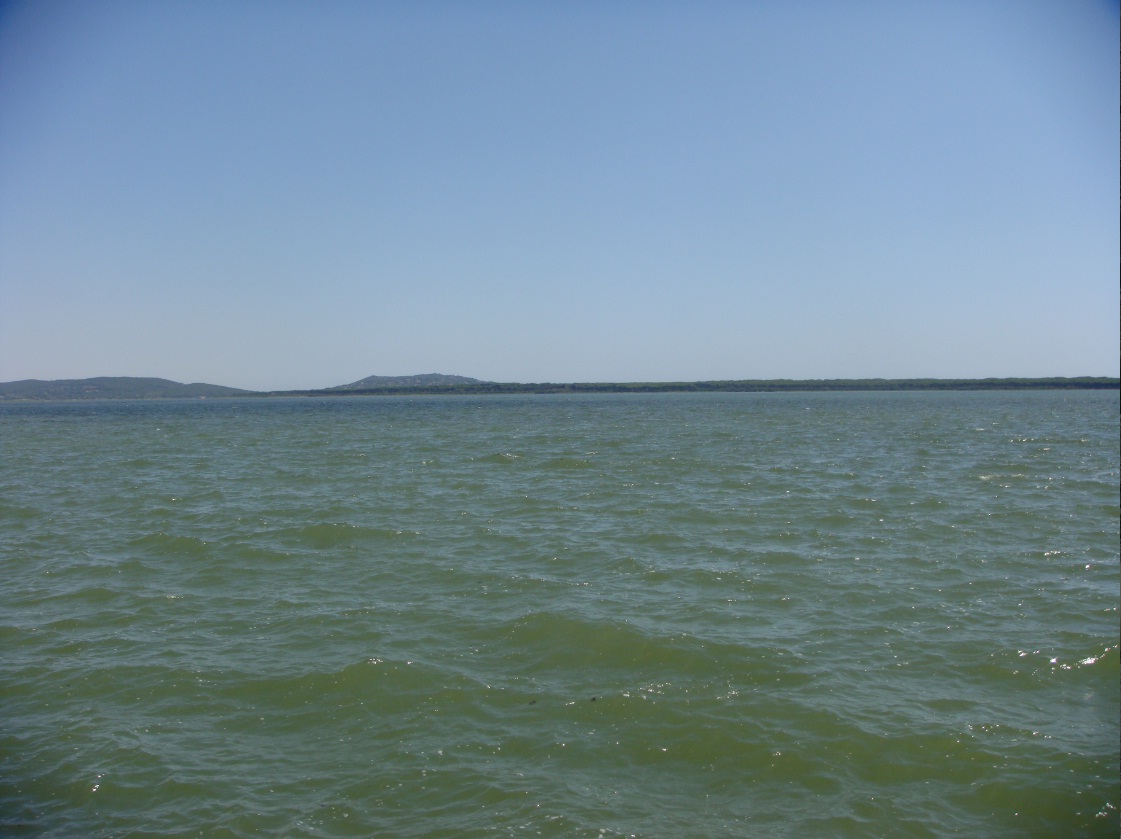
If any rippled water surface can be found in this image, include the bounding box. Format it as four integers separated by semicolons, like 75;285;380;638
2;391;1118;837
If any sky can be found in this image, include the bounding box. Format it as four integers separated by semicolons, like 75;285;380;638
1;1;1117;391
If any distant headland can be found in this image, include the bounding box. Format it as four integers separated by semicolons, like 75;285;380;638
1;375;1117;401
0;377;253;401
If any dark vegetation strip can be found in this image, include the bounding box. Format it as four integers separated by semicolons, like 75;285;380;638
4;377;1117;400
270;377;1120;397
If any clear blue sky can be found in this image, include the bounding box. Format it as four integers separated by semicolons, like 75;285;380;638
1;0;1117;390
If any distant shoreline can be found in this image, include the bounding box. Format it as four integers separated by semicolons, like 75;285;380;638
271;377;1121;397
2;376;1117;401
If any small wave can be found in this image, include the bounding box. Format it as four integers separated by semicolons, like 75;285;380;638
0;501;45;524
471;452;521;464
540;457;592;470
129;532;212;558
271;522;419;550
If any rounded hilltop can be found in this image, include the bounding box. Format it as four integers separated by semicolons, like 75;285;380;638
328;374;488;390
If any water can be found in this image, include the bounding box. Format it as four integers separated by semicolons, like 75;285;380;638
1;391;1117;838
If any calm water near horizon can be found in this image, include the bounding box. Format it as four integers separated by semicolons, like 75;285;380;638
1;391;1117;837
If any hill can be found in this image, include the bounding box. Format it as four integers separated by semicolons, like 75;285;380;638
327;373;488;390
0;377;253;401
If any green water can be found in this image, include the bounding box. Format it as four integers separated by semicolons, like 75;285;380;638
1;391;1117;837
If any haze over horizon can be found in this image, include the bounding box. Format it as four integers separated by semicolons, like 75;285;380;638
2;1;1117;392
